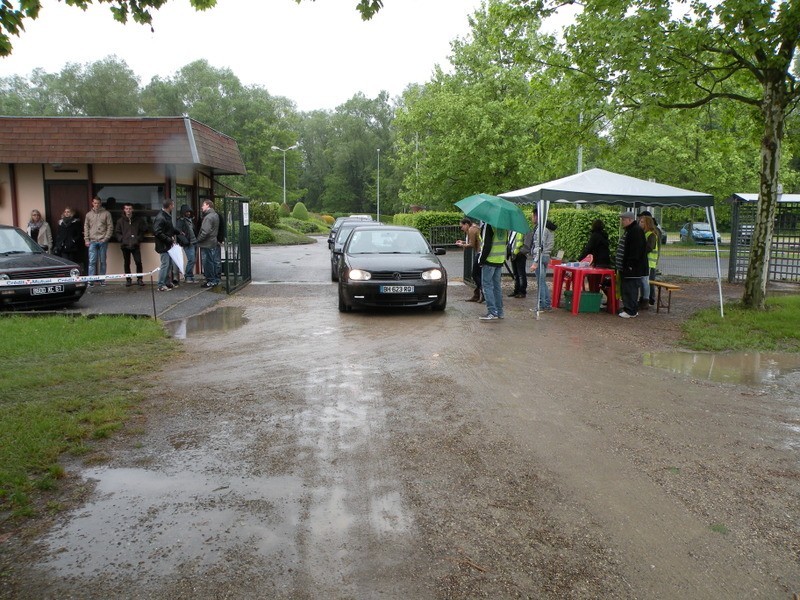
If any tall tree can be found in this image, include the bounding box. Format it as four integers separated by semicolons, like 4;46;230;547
523;0;800;309
394;0;586;208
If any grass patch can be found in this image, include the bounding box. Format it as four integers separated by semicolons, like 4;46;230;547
268;227;316;245
0;315;177;516
709;523;730;535
681;295;800;352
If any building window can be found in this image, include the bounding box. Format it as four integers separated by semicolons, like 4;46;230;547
94;184;165;231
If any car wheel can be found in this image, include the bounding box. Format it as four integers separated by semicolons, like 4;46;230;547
338;284;350;313
432;290;447;312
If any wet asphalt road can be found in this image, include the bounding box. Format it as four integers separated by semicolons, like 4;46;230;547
6;238;800;599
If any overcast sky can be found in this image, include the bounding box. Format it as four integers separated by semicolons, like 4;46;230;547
0;0;486;112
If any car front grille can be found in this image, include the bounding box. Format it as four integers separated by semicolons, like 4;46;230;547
7;266;74;280
369;270;423;281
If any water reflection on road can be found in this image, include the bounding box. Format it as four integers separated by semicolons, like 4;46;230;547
643;350;800;385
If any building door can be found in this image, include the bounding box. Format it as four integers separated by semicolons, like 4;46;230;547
45;181;90;233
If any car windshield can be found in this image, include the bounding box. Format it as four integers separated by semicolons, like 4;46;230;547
0;228;41;254
348;230;430;254
693;223;712;232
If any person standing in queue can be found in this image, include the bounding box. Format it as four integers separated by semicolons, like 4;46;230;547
196;199;221;288
27;209;53;253
177;205;198;284
53;207;83;265
615;211;648;318
529;208;555;311
507;229;531;298
83;196;114;287
114;202;148;287
477;222;507;321
638;214;660;308
153;199;178;292
456;218;483;302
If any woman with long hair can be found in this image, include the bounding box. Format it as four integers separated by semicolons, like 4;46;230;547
26;209;53;253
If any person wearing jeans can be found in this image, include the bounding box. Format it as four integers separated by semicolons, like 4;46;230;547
152;199;178;291
83;196;113;287
529;208;555;311
196;199;221;288
477;222;507;321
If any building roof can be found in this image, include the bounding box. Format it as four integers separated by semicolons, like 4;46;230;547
0;116;246;175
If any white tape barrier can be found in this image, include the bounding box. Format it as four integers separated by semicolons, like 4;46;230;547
0;268;162;288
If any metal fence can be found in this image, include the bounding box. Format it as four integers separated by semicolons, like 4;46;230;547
429;225;463;247
220;196;251;294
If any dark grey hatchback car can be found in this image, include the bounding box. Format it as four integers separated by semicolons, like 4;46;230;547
0;225;87;310
337;225;447;312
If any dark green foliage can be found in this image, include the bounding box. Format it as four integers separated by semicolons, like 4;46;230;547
291;201;310;221
281;217;322;234
250;222;275;244
401;211;463;235
280;203;291;216
536;208;620;261
250;200;280;228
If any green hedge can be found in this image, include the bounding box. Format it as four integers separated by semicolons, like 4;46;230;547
391;211;462;232
280;217;324;234
250;200;281;228
543;208;620;261
250;222;276;244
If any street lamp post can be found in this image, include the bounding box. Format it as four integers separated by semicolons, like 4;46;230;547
376;148;381;222
271;143;299;206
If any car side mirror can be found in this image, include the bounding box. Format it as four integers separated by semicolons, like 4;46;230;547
434;247;446;255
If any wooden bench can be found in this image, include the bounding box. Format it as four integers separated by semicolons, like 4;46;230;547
650;281;682;313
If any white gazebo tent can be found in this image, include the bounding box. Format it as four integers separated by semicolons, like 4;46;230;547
499;168;724;316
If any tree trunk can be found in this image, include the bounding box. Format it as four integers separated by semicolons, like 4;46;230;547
742;77;784;310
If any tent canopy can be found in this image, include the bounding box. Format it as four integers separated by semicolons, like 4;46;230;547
499;168;714;207
730;193;800;203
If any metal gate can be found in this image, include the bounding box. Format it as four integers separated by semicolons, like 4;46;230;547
219;196;251;293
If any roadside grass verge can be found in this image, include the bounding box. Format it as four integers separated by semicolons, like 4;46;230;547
0;315;177;517
269;227;316;245
681;295;800;352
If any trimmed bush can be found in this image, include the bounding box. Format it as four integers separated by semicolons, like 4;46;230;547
250;200;280;228
281;217;321;234
291;202;310;221
321;214;335;225
392;213;415;226
250;222;275;244
280;203;291;216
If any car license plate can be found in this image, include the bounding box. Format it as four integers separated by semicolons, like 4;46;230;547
380;285;414;294
31;285;64;296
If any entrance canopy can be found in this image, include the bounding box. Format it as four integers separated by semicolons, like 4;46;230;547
499;168;714;207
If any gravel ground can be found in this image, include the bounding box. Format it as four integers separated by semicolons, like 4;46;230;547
2;243;799;599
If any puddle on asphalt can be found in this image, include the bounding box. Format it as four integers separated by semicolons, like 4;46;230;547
643;350;800;385
40;466;305;577
165;306;247;339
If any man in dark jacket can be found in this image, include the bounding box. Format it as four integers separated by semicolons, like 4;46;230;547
114;202;148;287
176;204;198;283
196;199;220;288
152;199;178;291
615;211;649;318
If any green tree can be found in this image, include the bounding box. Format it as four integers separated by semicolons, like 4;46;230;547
0;57;140;116
527;0;800;308
393;1;588;210
319;92;395;215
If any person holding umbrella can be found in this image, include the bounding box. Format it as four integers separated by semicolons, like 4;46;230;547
455;194;531;321
477;221;508;321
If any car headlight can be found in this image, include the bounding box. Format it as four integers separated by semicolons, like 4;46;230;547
422;269;443;281
0;274;8;280
348;269;371;281
70;268;81;278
